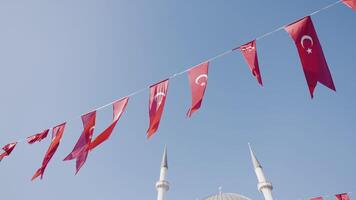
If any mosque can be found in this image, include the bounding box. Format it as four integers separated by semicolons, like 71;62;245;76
155;144;274;200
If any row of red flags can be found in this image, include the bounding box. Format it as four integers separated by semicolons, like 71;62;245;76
312;193;351;200
0;2;355;181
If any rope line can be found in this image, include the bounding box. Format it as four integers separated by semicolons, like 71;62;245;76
2;0;343;145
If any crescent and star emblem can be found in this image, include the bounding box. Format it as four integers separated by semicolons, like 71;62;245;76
195;74;208;86
300;35;314;54
154;92;166;106
241;46;255;52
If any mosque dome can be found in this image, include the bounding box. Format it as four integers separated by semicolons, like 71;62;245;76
203;193;251;200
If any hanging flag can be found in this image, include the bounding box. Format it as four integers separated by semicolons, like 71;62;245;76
342;0;356;10
237;40;263;86
89;97;129;151
310;197;323;200
187;62;209;117
147;79;169;138
335;193;350;200
32;123;66;180
285;16;336;98
64;111;96;174
0;142;17;162
27;129;49;144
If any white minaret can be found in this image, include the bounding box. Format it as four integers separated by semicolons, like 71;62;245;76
156;145;169;200
248;143;274;200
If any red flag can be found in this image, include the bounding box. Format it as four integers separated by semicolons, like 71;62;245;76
238;40;263;86
336;193;350;200
32;123;66;180
64;111;96;174
147;79;169;138
342;0;356;10
310;197;323;200
89;97;129;151
0;142;17;162
27;129;49;144
187;62;209;117
285;16;336;98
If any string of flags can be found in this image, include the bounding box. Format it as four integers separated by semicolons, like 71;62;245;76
0;0;354;182
310;192;352;200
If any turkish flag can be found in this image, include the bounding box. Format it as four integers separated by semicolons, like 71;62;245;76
32;122;66;180
238;40;263;86
64;111;96;174
310;197;323;200
27;129;49;144
342;0;356;10
187;62;209;117
0;142;17;162
285;16;336;98
89;97;129;151
336;193;350;200
147;79;169;138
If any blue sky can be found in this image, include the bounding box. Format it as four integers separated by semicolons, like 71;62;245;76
0;1;355;200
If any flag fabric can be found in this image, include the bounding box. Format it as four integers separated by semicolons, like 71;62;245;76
147;79;169;138
310;197;323;200
89;97;129;151
342;0;356;10
32;123;66;180
0;142;17;162
64;111;96;174
285;16;336;98
238;40;263;86
187;62;209;117
335;193;350;200
27;129;49;144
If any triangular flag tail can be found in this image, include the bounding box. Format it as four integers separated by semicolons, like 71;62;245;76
64;111;96;174
238;40;263;86
0;142;18;162
32;123;66;181
187;62;209;117
27;129;49;144
285;16;336;98
147;79;169;139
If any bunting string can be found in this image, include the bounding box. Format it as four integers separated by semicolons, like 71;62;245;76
7;0;344;146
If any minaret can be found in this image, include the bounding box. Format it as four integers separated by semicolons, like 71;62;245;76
156;145;170;200
248;143;274;200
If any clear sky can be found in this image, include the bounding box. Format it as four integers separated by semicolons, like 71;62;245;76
0;1;355;200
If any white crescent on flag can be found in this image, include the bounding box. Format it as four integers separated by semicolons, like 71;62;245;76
195;74;208;86
154;92;166;105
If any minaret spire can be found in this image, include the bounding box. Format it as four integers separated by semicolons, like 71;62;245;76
156;145;169;200
248;143;274;200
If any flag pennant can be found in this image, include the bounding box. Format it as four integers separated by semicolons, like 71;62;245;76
187;62;209;117
32;123;66;180
285;16;336;98
342;0;356;10
238;40;263;86
89;97;129;151
147;79;169;139
336;193;350;200
27;129;49;144
64;111;96;174
0;142;17;162
310;197;323;200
